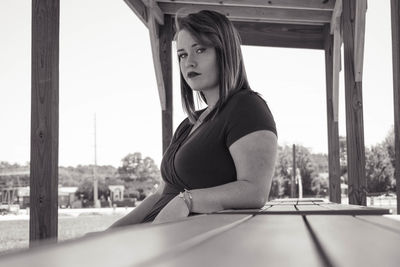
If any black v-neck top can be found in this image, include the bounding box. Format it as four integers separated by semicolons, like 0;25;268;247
141;89;277;222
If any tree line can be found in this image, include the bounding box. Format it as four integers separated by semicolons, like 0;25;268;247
0;127;396;202
270;127;396;199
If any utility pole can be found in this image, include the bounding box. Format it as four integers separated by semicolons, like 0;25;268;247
291;144;296;198
93;114;100;208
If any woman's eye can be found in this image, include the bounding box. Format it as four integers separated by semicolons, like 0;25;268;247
178;54;187;60
196;48;206;54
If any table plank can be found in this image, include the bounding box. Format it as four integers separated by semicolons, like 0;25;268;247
355;215;400;234
0;214;250;267
296;205;331;211
317;204;391;215
267;205;297;211
147;215;323;267
258;203;390;215
307;215;400;267
216;208;262;214
216;205;273;214
267;201;298;205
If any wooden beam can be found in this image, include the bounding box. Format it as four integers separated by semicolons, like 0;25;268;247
159;3;332;24
148;13;167;110
342;0;366;206
354;0;367;82
124;0;148;26
156;0;335;10
159;16;173;153
142;0;164;25
30;0;59;245
391;0;400;214
332;25;342;121
330;0;342;34
324;25;341;203
233;22;325;50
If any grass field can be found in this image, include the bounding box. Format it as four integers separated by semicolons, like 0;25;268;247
0;213;126;256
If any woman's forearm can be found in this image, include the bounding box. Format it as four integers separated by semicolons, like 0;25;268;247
190;179;269;214
108;192;162;228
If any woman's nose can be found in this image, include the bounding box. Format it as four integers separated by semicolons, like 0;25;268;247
185;53;196;68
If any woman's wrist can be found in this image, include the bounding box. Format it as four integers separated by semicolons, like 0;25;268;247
178;189;193;212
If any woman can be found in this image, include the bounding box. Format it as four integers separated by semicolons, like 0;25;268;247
110;10;277;227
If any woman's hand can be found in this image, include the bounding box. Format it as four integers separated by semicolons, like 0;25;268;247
152;195;190;224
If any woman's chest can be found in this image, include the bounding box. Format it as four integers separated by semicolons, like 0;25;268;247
173;121;237;188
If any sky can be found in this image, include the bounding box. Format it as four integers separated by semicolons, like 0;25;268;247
0;0;395;168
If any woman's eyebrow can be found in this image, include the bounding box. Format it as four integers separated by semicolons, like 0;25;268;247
177;43;200;52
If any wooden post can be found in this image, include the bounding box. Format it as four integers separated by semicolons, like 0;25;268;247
160;15;173;153
30;0;59;245
342;0;366;205
324;25;341;203
391;0;400;214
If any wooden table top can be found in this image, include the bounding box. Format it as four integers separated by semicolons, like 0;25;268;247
0;199;398;267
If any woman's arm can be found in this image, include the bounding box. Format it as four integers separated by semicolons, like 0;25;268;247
153;130;277;223
190;130;277;212
108;180;165;228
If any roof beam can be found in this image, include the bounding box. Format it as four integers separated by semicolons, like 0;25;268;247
354;0;367;82
156;0;335;10
233;22;325;49
159;3;332;24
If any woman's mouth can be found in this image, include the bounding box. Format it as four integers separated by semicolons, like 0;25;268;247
187;71;201;78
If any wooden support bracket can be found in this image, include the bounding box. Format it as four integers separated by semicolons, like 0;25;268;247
148;12;167;110
354;0;367;82
124;0;148;26
330;0;343;122
332;26;342;122
330;0;342;34
143;0;165;25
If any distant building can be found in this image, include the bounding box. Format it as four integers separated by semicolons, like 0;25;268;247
108;185;124;202
58;186;78;208
0;186;78;208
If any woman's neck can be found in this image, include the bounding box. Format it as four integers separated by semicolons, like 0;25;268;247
202;88;219;107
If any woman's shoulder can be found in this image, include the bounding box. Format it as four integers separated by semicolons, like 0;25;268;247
226;89;267;109
173;117;190;138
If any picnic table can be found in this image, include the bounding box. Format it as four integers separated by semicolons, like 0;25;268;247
0;199;398;267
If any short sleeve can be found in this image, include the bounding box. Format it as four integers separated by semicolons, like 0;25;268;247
225;91;277;148
169;118;189;145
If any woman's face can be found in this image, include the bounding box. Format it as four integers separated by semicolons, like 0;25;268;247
176;30;219;93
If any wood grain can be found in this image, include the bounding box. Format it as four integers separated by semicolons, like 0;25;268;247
156;0;335;10
234;22;325;50
148;215;323;267
307;215;400;267
160;15;173;153
356;215;400;234
30;0;59;245
342;0;367;205
159;3;332;24
324;25;341;203
353;0;366;82
0;215;251;267
124;0;148;26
